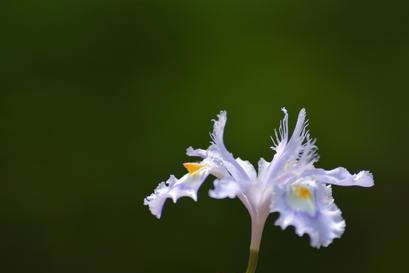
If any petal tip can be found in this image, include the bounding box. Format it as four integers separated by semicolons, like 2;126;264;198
356;170;374;187
215;111;227;123
186;146;194;154
298;108;307;118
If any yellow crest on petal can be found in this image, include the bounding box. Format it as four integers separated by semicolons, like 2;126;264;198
183;163;204;175
294;185;312;200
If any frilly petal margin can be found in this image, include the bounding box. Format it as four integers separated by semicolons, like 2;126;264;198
271;182;346;248
144;170;209;219
145;108;374;253
302;167;374;187
265;108;318;185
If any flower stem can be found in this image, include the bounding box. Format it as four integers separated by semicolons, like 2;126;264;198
245;215;266;273
244;249;259;273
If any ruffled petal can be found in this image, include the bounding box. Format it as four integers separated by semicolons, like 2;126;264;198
145;111;257;219
209;177;242;199
301;167;374;187
271;181;346;248
144;169;209;219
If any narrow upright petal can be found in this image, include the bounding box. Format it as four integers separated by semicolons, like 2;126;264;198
211;111;251;183
264;108;318;185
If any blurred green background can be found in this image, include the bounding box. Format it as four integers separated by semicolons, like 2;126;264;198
1;1;408;273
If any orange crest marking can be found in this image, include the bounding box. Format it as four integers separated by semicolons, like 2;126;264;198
294;185;312;200
183;163;204;174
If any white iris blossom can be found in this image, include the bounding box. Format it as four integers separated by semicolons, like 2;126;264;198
144;108;373;272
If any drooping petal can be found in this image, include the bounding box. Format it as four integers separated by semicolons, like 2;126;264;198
301;167;374;187
144;168;209;219
209;177;242;199
271;180;346;248
145;111;258;218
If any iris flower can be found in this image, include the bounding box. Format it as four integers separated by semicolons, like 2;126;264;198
144;108;374;273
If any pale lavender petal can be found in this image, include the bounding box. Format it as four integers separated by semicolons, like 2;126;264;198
211;111;251;183
209;177;242;199
144;170;209;219
302;167;374;187
236;158;257;181
271;181;346;248
264;108;318;185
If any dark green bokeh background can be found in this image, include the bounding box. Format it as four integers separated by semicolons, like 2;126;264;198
1;1;408;273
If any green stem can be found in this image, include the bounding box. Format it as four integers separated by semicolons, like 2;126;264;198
244;249;259;273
